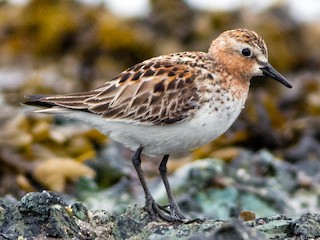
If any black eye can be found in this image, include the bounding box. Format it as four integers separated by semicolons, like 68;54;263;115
241;48;251;57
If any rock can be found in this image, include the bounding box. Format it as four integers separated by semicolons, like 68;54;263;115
292;213;320;238
0;191;91;239
1;191;320;239
249;215;293;239
207;220;267;240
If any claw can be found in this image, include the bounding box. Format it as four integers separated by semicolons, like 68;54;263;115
144;198;189;222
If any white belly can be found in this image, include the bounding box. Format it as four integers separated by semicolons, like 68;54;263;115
67;98;246;156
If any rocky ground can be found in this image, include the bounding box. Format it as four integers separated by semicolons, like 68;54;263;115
1;150;320;239
1;191;320;239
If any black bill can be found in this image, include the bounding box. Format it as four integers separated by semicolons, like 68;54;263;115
260;63;292;88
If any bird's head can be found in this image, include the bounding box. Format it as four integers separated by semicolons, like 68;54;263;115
209;28;292;88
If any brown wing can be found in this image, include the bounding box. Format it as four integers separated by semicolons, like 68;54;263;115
85;58;203;125
24;53;211;125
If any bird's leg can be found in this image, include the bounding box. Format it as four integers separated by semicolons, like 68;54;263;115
158;155;188;221
131;147;177;222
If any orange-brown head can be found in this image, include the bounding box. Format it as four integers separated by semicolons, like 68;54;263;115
208;29;292;88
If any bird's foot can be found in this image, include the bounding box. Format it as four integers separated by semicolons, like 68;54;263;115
156;203;205;223
157;203;188;221
145;198;188;222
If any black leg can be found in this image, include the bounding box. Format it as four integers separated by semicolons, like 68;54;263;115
159;155;187;220
131;147;178;222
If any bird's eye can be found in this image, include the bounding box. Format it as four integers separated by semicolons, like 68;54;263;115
241;48;251;57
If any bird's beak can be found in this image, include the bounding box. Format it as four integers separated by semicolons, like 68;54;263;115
260;63;292;88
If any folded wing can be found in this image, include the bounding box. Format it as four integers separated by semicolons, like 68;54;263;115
24;55;207;125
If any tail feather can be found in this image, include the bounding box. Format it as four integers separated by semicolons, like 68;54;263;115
23;92;96;112
23;94;57;108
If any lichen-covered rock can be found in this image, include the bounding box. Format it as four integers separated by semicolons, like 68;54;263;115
1;191;320;239
0;191;90;239
292;213;320;238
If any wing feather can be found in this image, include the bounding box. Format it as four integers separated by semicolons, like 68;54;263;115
85;59;202;124
24;52;213;125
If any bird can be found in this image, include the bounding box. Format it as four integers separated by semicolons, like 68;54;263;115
23;28;292;222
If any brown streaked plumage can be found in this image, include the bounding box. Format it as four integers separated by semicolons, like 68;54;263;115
23;29;292;222
224;28;268;56
26;52;216;125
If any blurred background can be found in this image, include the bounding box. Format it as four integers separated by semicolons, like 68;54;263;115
0;0;320;220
